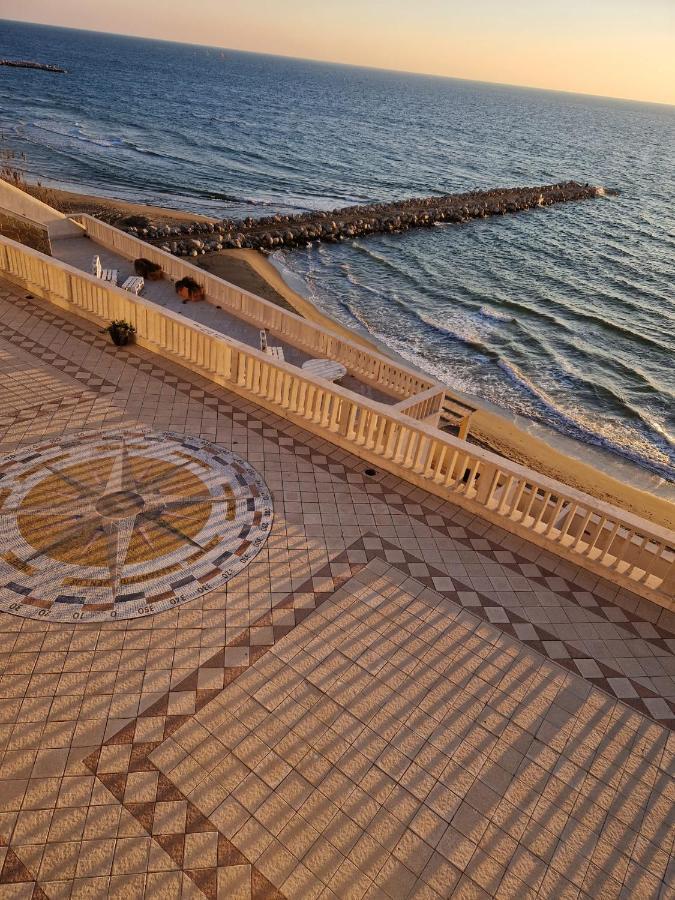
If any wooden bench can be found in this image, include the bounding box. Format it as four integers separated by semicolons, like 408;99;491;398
121;276;144;295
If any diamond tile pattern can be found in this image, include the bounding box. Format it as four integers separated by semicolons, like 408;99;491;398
158;562;673;900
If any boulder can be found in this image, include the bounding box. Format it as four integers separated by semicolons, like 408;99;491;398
119;214;151;229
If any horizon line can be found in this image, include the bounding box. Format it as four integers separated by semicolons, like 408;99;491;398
4;15;675;110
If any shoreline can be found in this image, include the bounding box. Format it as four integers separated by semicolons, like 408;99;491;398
215;250;381;352
18;182;675;529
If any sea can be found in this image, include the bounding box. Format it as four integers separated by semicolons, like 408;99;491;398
1;20;674;492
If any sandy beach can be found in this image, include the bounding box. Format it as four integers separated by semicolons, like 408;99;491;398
25;183;216;225
201;250;381;351
11;183;674;529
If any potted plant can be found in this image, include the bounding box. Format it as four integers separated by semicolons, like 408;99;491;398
134;257;163;280
175;276;205;303
104;319;136;346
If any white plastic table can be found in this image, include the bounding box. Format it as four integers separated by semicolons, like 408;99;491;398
301;358;348;382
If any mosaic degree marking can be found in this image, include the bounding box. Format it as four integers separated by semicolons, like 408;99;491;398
0;429;273;622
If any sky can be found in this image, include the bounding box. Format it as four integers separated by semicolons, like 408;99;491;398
3;0;675;105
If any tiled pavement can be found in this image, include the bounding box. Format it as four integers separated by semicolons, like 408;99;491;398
0;279;673;899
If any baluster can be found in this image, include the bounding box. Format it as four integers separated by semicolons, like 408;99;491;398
393;427;409;464
497;475;516;514
631;535;653;583
382;421;399;458
477;466;501;507
245;357;255;392
612;528;635;571
259;362;269;399
305;384;317;421
443;449;460;486
520;486;540;526
508;479;527;517
423;440;439;478
599;521;622;565
413;436;430;474
274;366;284;405
355;409;370;445
545;496;566;535
452;453;469;491
374;416;388;454
328;396;341;431
431;445;448;483
280;373;292;410
533;491;553;530
566;508;592;549
269;365;279;402
288;375;300;412
319;391;331;427
365;412;380;449
463;457;481;496
556;503;579;542
297;380;308;416
313;389;325;425
657;555;674;593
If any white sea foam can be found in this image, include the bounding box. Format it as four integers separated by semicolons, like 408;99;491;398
478;306;514;323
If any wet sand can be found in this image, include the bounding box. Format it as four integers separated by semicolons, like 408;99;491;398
20;183;674;529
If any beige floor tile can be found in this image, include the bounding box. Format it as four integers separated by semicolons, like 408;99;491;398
0;284;672;900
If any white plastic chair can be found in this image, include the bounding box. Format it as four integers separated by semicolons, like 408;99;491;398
259;329;285;362
91;255;118;285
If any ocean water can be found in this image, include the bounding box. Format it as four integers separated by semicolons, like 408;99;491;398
1;20;674;486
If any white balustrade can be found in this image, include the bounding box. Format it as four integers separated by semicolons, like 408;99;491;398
0;231;673;609
393;386;445;424
76;215;434;399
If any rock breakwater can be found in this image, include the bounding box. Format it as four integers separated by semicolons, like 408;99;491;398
1;59;67;73
118;181;611;257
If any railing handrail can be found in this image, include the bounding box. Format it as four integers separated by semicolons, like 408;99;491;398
3;229;673;542
393;385;446;412
1;230;672;606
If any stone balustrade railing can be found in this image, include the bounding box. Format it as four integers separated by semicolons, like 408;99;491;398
76;214;435;401
0;232;672;611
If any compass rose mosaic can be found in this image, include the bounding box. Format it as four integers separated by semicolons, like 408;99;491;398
0;430;273;622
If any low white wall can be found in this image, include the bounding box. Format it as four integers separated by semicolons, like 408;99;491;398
0;178;82;240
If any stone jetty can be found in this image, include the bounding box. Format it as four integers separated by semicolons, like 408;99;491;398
0;60;67;74
119;181;610;257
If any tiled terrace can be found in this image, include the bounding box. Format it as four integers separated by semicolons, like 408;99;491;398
0;278;673;899
51;236;395;405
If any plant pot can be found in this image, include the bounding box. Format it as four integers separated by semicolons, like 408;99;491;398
110;330;131;346
134;257;163;280
178;285;205;303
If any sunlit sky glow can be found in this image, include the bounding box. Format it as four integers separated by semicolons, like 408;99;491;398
3;1;675;106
